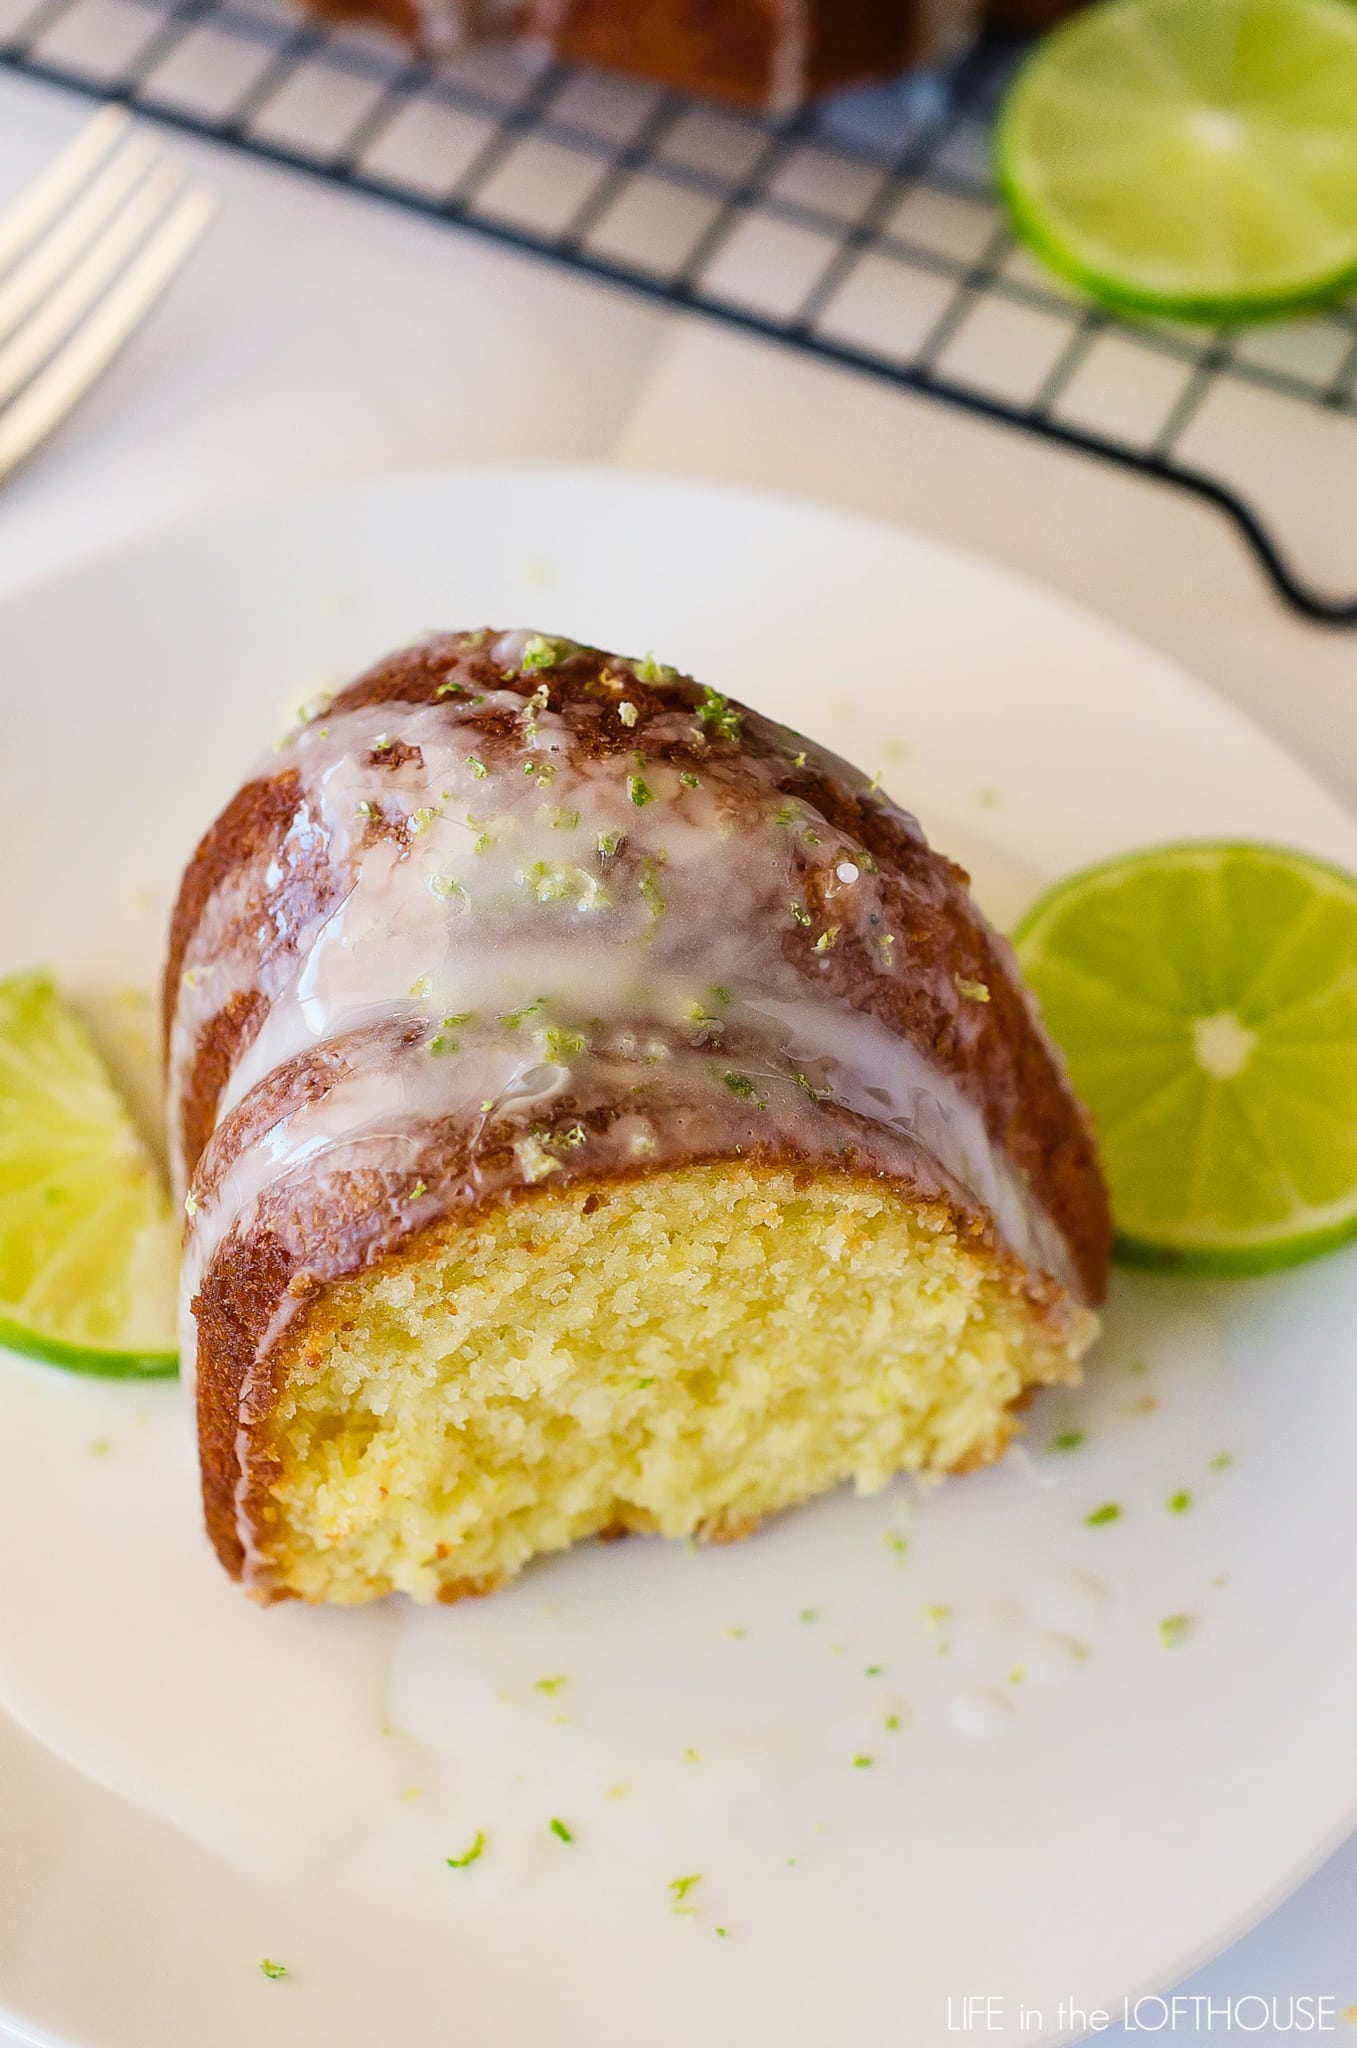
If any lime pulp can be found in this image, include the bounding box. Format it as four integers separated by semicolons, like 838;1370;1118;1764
1013;842;1357;1272
0;971;178;1374
996;0;1357;322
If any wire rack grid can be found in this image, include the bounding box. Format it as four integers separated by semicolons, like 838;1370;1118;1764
3;0;1357;626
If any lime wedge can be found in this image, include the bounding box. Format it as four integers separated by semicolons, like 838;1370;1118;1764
0;971;178;1374
996;0;1357;321
1013;843;1357;1273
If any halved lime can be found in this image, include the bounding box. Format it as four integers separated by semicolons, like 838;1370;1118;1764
1013;843;1357;1273
996;0;1357;322
0;971;178;1374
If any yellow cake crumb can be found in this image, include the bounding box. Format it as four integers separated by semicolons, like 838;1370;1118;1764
261;1165;1095;1603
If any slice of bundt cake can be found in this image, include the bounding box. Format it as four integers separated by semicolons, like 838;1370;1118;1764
166;630;1109;1605
297;0;1082;110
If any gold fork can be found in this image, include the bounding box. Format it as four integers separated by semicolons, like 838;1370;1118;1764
0;106;216;483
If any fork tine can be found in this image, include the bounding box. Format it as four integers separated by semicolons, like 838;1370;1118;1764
0;107;131;277
0;134;160;351
0;185;216;486
0;163;185;411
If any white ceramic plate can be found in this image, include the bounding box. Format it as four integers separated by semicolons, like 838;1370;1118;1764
0;468;1354;2048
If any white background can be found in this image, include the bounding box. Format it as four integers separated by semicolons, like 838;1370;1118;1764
0;67;1354;2043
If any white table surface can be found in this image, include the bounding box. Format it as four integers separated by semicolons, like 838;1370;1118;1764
0;66;1354;2046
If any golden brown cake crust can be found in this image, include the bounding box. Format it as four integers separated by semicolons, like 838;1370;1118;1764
548;0;925;108
168;630;1110;1590
289;0;930;108
287;1;1053;110
550;0;780;106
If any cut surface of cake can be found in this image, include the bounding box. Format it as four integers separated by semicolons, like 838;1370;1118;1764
166;630;1109;1604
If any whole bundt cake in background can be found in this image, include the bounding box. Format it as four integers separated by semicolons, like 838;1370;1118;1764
303;0;1070;111
166;630;1109;1605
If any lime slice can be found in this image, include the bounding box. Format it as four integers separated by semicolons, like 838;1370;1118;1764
996;0;1357;322
0;971;178;1374
1013;843;1357;1273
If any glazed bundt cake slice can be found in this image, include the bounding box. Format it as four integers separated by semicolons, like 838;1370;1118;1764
300;0;1081;111
303;0;982;111
166;630;1109;1605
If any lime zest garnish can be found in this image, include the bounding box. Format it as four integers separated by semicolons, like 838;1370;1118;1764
697;685;742;742
519;634;570;673
499;999;544;1029
639;871;666;919
446;1831;486;1868
1049;1430;1085;1454
542;1026;587;1062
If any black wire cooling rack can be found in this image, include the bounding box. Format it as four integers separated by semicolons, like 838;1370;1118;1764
4;0;1357;625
